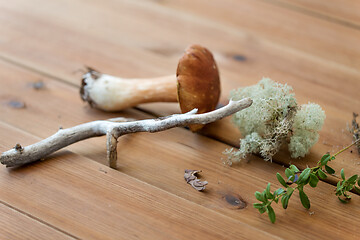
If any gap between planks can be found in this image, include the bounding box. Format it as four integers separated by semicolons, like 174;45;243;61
0;200;79;240
139;0;360;74
1;121;359;239
0;123;278;239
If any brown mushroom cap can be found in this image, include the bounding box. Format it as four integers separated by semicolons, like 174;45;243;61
176;44;221;132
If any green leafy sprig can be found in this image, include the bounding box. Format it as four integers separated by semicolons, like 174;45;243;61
254;139;360;223
336;168;360;203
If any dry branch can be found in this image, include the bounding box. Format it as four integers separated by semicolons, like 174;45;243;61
1;98;252;168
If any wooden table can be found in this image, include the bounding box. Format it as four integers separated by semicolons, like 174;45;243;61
1;0;360;239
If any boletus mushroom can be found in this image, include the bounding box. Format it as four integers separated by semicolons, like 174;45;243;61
80;44;220;131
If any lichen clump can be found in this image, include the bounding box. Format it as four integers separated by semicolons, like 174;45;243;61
224;78;325;164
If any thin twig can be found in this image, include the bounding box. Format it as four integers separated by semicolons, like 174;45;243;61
351;113;360;154
1;98;252;168
333;139;360;157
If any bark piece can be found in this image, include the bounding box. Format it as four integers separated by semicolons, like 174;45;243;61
184;170;208;191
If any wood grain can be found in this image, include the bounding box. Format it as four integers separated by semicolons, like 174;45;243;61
150;0;360;69
0;0;360;96
0;0;359;178
0;60;360;239
0;203;75;239
1;25;359;182
1;0;360;238
267;0;360;28
0;123;277;240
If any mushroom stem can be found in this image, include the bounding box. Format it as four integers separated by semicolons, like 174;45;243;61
81;71;178;111
1;98;252;168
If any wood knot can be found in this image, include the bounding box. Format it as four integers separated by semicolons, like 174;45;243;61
223;193;246;209
232;54;247;62
31;80;45;90
8;100;26;109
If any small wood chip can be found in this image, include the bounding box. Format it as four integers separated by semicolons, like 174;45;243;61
184;170;208;191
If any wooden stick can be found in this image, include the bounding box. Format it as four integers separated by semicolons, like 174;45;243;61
1;98;252;168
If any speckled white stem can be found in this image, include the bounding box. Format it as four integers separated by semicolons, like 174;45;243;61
1;98;252;168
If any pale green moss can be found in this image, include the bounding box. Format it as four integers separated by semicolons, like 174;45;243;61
289;103;326;158
225;78;325;164
223;132;262;165
230;78;297;137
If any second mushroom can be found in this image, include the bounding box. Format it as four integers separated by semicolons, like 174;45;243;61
80;45;221;132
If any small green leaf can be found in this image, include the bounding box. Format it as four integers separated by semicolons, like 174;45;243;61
341;169;345;180
347;175;358;184
253;203;264;209
336;181;346;195
338;197;350;204
358;178;360;186
304;176;311;185
266;183;271;193
287;187;294;197
265;183;273;199
336;181;342;191
255;191;264;202
289;165;300;173
274;188;285;197
262;190;269;203
309;173;319;188
299;190;310;209
344;193;351;199
267;205;276;223
298;168;311;184
285;168;293;179
325;165;335;174
318;169;327;179
320;154;331;165
281;195;289;209
276;173;288;188
258;207;266;214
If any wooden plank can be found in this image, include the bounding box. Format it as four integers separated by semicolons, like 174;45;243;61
1;60;360;239
147;0;360;70
0;125;275;240
0;0;359;116
0;0;359;179
0;1;360;236
0;0;360;98
0;203;74;239
266;0;360;28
